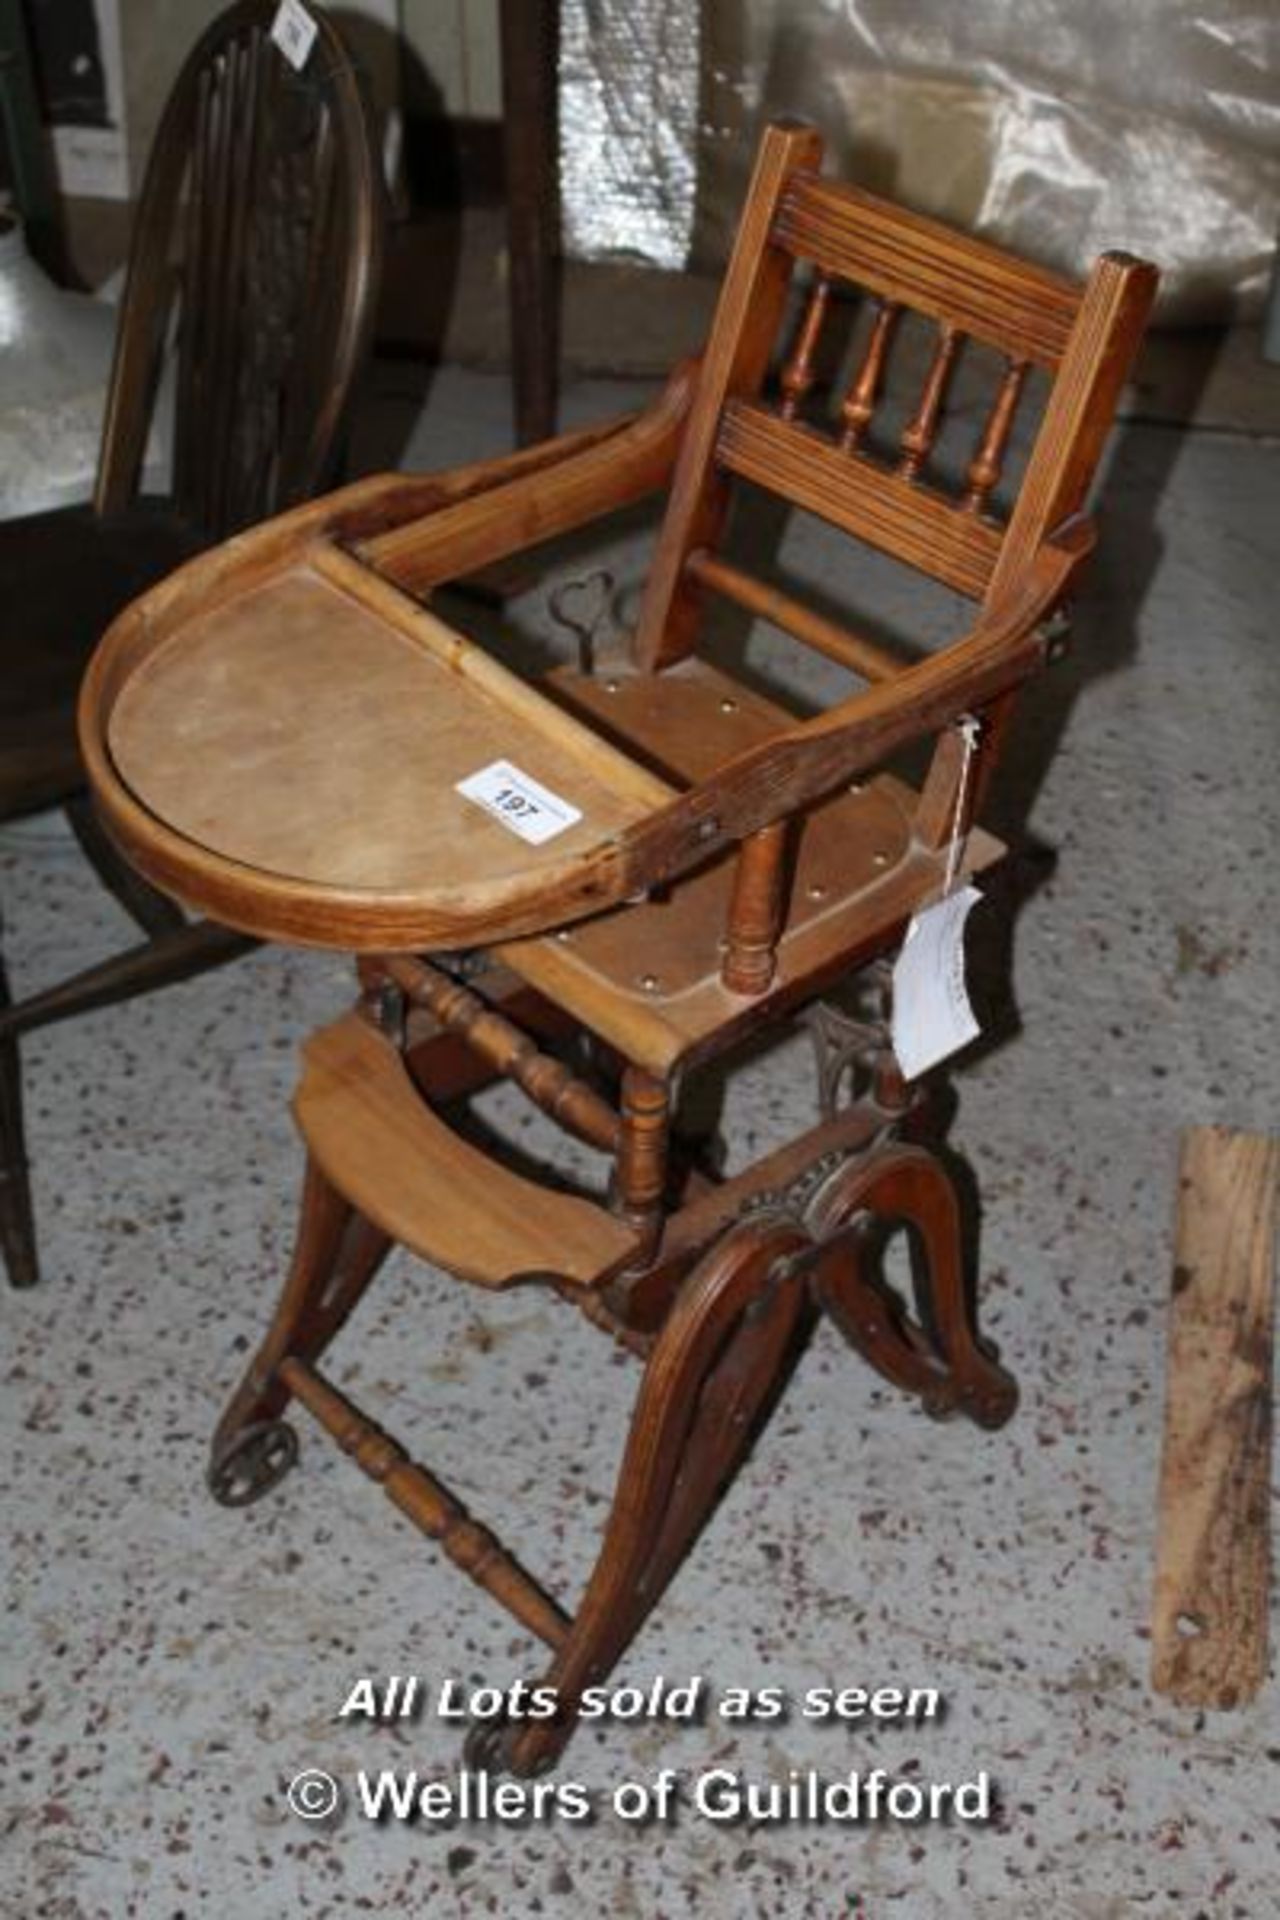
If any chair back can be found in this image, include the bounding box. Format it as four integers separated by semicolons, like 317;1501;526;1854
94;0;383;537
635;122;1156;671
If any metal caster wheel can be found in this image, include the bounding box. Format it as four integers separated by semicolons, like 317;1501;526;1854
207;1419;299;1507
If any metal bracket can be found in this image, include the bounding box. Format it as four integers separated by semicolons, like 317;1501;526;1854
738;1145;860;1230
800;966;894;1122
1038;606;1074;665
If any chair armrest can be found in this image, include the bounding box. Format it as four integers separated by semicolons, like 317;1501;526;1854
343;359;698;596
82;359;699;658
617;520;1094;893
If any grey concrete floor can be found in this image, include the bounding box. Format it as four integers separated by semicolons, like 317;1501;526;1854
2;359;1278;1918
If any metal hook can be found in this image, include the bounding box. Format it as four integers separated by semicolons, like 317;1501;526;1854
547;568;615;677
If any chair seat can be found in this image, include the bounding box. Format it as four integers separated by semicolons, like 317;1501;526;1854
499;656;1004;1075
0;500;205;815
0;500;205;728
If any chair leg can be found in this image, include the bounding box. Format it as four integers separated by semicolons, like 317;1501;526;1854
0;949;38;1289
494;1215;811;1778
499;0;559;446
0;838;251;1284
0;919;256;1042
809;1142;1018;1430
208;1155;391;1507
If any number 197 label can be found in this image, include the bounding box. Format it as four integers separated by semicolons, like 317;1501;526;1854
456;761;583;846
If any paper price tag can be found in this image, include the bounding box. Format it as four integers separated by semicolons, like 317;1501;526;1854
456;761;583;846
891;884;982;1081
271;0;318;71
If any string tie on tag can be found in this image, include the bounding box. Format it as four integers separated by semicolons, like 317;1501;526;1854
942;714;982;897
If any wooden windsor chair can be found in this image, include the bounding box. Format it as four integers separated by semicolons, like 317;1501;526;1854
0;0;383;1286
79;121;1156;1777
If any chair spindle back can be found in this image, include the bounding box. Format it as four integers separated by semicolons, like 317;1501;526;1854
94;0;383;539
635;121;1156;673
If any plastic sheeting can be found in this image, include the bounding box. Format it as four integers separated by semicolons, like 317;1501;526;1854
0;216;116;518
559;0;1278;320
559;0;701;271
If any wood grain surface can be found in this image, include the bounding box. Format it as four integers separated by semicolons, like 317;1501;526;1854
294;1014;637;1288
1151;1126;1279;1709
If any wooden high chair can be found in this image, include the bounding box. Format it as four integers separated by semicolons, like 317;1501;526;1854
80;123;1157;1776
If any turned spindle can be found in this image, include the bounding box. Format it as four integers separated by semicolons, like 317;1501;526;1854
380;954;622;1153
615;1068;671;1252
964;356;1029;514
277;1357;569;1648
838;299;900;452
721;820;790;996
899;321;962;480
779;275;831;421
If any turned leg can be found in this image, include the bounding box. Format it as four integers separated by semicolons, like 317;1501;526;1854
494;1215;811;1777
0;922;255;1040
209;1155;390;1505
614;1066;671;1261
808;1143;1017;1429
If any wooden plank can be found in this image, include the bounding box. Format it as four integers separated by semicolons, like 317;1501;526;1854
771;176;1080;370
716;402;1003;600
1151;1125;1279;1709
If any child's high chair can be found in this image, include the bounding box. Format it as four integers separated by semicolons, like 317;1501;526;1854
79;122;1157;1775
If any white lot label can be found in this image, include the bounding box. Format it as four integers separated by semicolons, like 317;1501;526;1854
271;0;318;70
456;761;583;846
891;884;982;1080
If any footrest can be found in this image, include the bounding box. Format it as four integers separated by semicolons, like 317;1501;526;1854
294;1013;638;1289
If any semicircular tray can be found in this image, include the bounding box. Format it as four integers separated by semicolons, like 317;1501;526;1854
96;544;672;951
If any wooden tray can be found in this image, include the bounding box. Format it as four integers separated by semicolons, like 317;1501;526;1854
83;538;672;951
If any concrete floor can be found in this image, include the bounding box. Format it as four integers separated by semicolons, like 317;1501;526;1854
2;354;1278;1917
